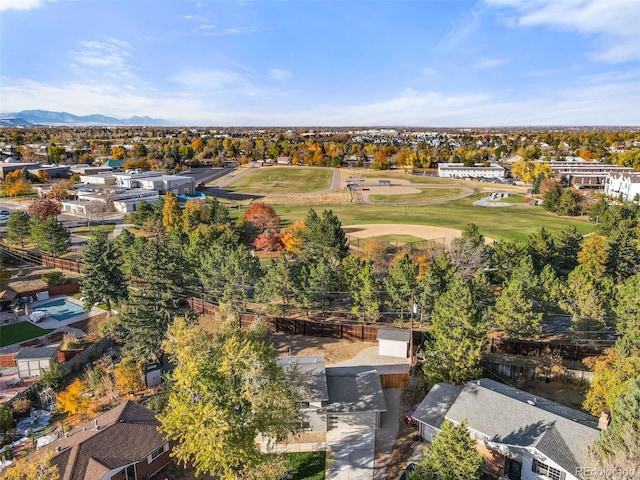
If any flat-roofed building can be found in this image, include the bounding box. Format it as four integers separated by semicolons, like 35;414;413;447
437;163;505;179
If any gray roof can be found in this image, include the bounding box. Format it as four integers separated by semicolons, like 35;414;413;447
411;382;463;428
14;346;58;360
413;378;600;473
324;366;387;413
377;328;411;342
278;355;329;403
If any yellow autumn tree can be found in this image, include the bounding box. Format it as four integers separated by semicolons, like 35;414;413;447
282;219;305;253
114;359;144;395
56;379;90;417
162;192;182;230
1;449;59;480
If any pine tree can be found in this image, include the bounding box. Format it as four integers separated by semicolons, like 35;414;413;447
385;252;419;316
613;273;640;336
606;225;640;283
6;210;31;247
554;225;582;273
80;232;128;314
411;420;484;480
422;274;486;385
526;227;556;273
300;208;349;265
29;216;71;256
351;260;381;321
119;235;188;362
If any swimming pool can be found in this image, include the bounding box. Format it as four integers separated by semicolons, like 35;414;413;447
34;298;85;321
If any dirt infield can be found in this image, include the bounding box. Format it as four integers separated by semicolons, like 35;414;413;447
343;223;463;243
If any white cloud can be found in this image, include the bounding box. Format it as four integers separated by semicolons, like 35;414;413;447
438;7;484;50
2;70;639;126
473;58;507;69
484;0;640;63
0;0;52;12
267;68;291;81
70;38;134;78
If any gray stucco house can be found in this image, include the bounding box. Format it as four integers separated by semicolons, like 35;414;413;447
412;378;602;480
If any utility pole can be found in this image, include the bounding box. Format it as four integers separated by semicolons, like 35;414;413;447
409;291;415;366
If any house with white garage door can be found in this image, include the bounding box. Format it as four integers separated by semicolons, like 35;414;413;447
277;356;387;432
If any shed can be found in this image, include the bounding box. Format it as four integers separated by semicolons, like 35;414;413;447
15;346;58;379
377;328;410;358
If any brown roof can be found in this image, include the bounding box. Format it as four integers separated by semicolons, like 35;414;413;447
43;400;167;480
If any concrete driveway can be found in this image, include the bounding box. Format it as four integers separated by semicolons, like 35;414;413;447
326;428;376;480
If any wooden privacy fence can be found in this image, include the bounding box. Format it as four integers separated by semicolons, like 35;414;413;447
188;297;425;344
41;256;83;273
379;372;410;388
483;360;593;384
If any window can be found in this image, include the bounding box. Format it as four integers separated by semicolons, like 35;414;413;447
124;464;136;480
148;443;169;463
532;458;566;480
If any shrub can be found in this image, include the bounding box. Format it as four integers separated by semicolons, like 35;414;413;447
11;398;32;418
41;271;67;287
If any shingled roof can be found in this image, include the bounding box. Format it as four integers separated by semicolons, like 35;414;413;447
43;400;167;480
412;378;601;474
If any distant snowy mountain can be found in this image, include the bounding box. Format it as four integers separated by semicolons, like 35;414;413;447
0;110;170;126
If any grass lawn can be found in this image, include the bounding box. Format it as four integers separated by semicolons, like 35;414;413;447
0;322;54;348
284;452;325;480
270;195;595;243
71;224;116;236
225;167;333;194
499;194;527;204
369;187;464;203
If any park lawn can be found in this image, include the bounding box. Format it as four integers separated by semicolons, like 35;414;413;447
344;170;454;185
270;195;595;243
369;187;464;203
0;322;54;347
283;452;325;480
225;167;333;194
71;224;116;236
499;194;527;204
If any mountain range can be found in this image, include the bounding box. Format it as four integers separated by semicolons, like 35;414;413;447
0;110;170;127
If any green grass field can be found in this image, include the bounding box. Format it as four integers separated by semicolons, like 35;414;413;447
71;224;116;236
0;322;54;348
369;187;464;203
269;195;595;242
225;167;333;194
499;194;527;204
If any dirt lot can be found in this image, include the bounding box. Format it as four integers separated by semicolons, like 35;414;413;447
344;223;464;244
5;264;81;293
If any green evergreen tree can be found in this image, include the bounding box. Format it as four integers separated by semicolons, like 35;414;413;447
613;273;640;336
119;235;188;362
588;196;609;223
300;208;349;266
6;210;31;247
80;232;128;314
542;181;562;212
409;420;484;480
385;253;419;316
606;226;640;283
557;188;581;216
488;239;525;285
422;274;486;385
526;227;556;273
560;265;615;331
30;216;71;256
351;260;381;321
554;225;583;273
417;252;456;323
254;256;299;315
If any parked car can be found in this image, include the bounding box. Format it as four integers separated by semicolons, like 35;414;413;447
402;404;419;426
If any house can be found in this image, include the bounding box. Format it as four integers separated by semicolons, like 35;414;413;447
39;400;171;480
277;356;387;432
412;379;601;480
604;172;640;202
377;328;410;358
15;346;58;379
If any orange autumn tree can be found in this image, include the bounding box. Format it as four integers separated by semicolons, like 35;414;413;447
282;219;305;253
242;202;280;231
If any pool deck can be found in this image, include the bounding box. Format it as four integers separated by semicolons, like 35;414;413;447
0;296;105;353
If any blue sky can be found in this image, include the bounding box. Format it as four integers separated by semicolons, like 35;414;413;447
1;0;639;126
